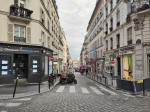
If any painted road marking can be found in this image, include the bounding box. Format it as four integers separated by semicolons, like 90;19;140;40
14;98;32;101
96;84;117;95
5;103;21;107
123;94;135;98
0;103;4;106
90;86;103;95
81;87;89;94
69;86;76;93
56;86;65;93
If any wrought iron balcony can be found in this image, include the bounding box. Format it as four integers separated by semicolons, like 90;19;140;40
127;39;132;45
131;0;150;14
9;5;33;23
14;36;26;43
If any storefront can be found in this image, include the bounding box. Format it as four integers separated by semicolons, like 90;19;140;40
96;58;104;77
0;43;53;84
122;55;133;81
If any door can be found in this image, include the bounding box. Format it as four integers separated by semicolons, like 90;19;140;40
0;55;11;76
14;54;28;78
117;57;121;78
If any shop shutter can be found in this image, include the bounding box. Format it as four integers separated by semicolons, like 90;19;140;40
8;23;13;42
27;27;31;43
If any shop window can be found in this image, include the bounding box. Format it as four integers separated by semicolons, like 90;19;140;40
123;55;133;80
45;56;48;76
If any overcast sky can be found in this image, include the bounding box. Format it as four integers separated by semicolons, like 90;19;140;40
57;0;96;60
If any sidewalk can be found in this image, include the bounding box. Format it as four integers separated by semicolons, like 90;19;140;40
82;72;150;97
0;77;60;100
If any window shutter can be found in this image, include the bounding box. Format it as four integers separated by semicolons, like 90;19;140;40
27;27;31;43
8;23;13;42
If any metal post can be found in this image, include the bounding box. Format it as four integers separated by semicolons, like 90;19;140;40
48;75;50;89
13;76;18;98
39;78;41;93
105;77;106;85
143;79;145;96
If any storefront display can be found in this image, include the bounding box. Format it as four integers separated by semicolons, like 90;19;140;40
123;55;133;81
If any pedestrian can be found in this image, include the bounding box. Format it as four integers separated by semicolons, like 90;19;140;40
85;69;88;76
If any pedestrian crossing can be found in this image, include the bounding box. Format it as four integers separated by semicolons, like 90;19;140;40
0;97;32;112
55;85;117;96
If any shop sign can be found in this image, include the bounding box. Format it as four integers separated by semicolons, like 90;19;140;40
0;47;39;53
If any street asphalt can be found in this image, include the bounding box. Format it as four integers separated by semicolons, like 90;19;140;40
0;72;150;112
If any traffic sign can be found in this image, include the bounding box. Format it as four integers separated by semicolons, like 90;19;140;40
50;56;54;61
111;60;115;64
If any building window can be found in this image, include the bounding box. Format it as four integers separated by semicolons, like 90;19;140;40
106;7;108;17
100;37;103;46
14;24;26;42
117;34;120;48
110;38;113;50
47;37;50;48
110;18;113;31
14;0;25;7
47;20;50;31
106;40;108;51
116;9;120;27
41;31;45;46
127;0;131;14
127;27;132;45
110;0;113;11
14;25;25;38
105;23;108;35
41;10;45;25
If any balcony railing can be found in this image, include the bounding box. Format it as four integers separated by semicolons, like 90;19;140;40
127;39;132;45
131;0;150;14
14;36;26;43
9;5;33;22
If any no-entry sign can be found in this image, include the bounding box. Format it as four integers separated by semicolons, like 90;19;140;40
50;56;54;61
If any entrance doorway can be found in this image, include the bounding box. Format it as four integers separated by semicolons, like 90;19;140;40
117;57;121;78
14;54;28;78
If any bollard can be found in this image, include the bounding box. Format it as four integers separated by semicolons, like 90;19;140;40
48;75;50;89
13;76;18;98
105;77;106;85
143;79;145;96
39;78;41;93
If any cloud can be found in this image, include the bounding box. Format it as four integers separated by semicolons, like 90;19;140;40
57;0;96;60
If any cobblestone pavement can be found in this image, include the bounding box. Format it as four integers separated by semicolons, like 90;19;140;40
0;73;150;112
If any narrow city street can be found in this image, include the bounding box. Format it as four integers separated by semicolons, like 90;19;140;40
0;73;150;112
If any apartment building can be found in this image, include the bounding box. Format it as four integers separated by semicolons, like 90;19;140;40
86;0;104;76
0;0;61;84
83;0;150;91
